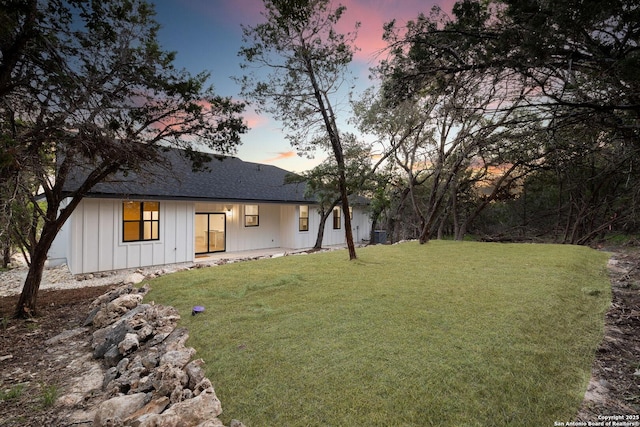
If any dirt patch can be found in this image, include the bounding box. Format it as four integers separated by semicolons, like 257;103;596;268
0;248;639;426
577;247;640;421
0;285;117;427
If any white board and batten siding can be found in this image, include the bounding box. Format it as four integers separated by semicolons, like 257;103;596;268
53;198;372;275
195;202;307;252
60;198;194;275
320;206;372;247
279;204;372;249
229;203;372;250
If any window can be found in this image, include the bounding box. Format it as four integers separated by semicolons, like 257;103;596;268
245;204;259;227
123;201;159;242
333;206;341;229
299;205;309;231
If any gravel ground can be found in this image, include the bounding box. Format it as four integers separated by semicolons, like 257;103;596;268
0;259;211;297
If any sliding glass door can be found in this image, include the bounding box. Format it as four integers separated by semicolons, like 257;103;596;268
195;213;226;254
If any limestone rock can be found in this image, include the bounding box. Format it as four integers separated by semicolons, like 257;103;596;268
92;304;151;358
164;388;222;421
56;283;236;427
103;366;119;390
89;285;127;308
65;408;97;426
116;357;130;374
104;343;123;367
124;396;170;423
152;365;189;396
93;321;127;358
109;293;144;315
94;392;149;427
159;348;196;369
85;284;150;324
185;359;206;390
118;333;140;355
44;327;88;345
141;349;159;371
135;321;155;342
193;378;213;396
198;419;227;427
130;374;154;393
170;383;193;403
161;327;190;352
137;389;222;427
136;413;183;427
65;358;104;395
125;272;146;285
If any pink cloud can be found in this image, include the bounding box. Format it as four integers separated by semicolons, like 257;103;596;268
338;0;456;64
149;98;227;131
185;0;457;65
243;107;269;129
263;151;297;163
183;0;459;82
190;0;456;61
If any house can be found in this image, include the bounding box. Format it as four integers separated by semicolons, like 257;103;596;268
48;148;372;274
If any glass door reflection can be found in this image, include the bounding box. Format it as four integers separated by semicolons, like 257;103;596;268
195;213;226;254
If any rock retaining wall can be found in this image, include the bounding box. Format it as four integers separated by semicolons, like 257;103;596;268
61;283;244;427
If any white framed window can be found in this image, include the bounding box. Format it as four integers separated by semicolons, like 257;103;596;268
245;204;259;227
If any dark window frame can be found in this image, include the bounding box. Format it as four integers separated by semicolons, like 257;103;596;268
123;201;160;242
195;212;227;255
299;205;309;232
332;206;341;229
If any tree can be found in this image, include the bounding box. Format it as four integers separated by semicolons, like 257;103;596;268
368;55;539;243
383;0;640;126
237;0;360;260
1;0;246;318
286;132;389;249
287;160;342;250
376;0;640;243
475;122;640;244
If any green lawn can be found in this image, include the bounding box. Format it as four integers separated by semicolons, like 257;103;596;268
144;241;611;426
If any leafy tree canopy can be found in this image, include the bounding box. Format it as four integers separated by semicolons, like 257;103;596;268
0;0;246;317
382;0;640;132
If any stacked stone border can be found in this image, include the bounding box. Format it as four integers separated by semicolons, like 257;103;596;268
64;283;245;427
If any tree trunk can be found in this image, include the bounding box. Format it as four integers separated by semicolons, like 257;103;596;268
340;181;357;259
450;182;461;240
14;219;61;318
419;206;443;244
300;44;356;260
2;245;10;269
387;216;396;244
455;222;467;241
14;240;48;317
369;216;378;244
417;168;446;244
314;207;331;249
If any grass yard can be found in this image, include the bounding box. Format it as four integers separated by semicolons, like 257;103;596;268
144;241;611;426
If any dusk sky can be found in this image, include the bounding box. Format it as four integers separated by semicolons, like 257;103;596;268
152;0;456;172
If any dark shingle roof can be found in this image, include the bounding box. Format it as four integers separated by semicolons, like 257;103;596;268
64;147;314;204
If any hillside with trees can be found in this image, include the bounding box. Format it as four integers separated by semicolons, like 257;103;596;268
363;0;640;244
